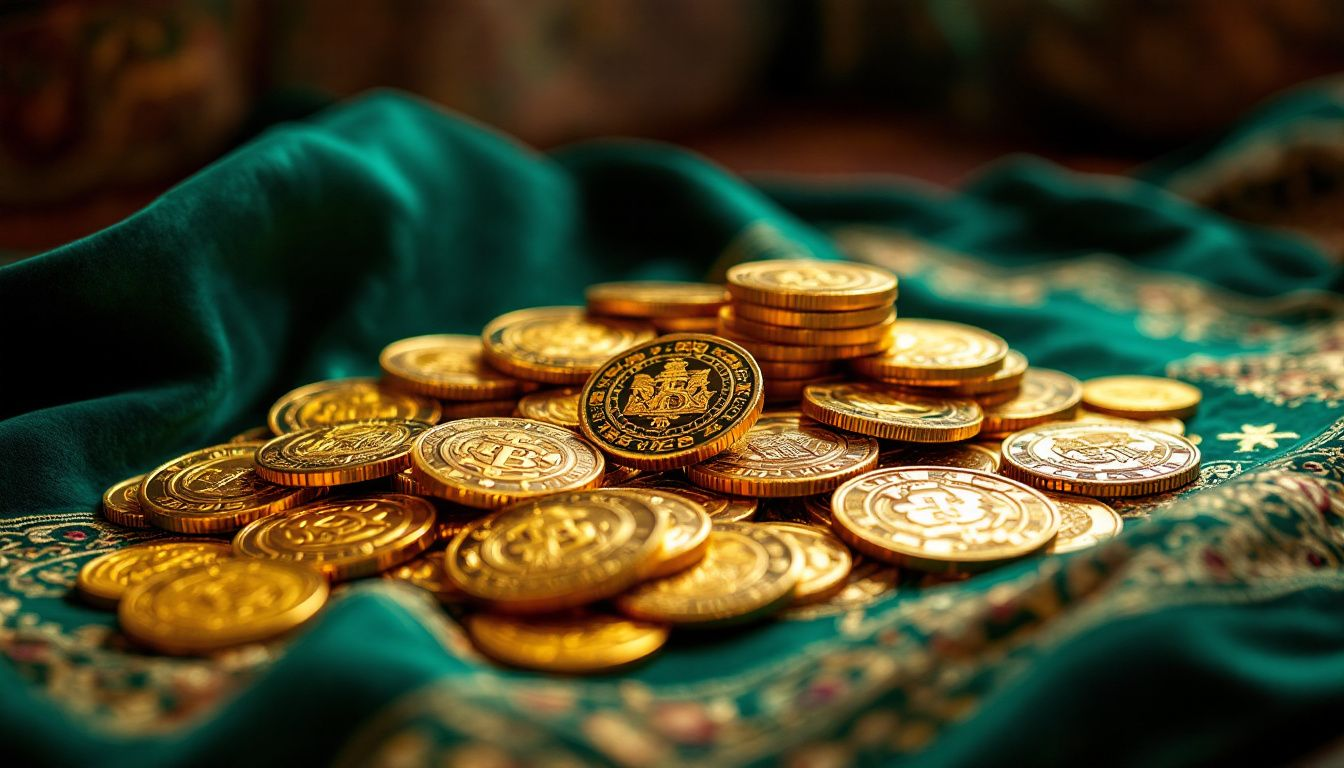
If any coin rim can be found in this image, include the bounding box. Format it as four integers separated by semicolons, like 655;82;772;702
685;412;880;497
481;306;657;384
379;333;525;400
801;382;984;442
267;377;442;435
998;422;1202;498
253;419;425;486
586;281;728;318
465;612;670;673
726;260;898;311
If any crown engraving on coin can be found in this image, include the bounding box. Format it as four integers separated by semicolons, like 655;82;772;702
624;358;715;429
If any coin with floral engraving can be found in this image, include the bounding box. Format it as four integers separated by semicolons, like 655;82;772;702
606;488;711;578
802;382;982;442
268;377;441;434
726;259;897;310
77;540;233;609
980;368;1083;435
255;419;429;486
380;334;526;400
624;473;757;522
466;612;669;673
102;474;150;528
1000;423;1201;497
1044;494;1124;554
482;306;656;384
686;412;878;497
516;387;582;430
850;319;1008;384
586;281;728;318
1081;375;1202;420
140;443;320;534
765;522;852;604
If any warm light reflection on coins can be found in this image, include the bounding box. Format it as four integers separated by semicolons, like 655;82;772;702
77;540;233;609
466;612;669;673
765;522;852;604
140;442;319;534
1075;410;1186;436
1000;423;1201;497
380;334;525;400
625;474;757;522
850;319;1008;383
1081;375;1202;420
981;368;1082;435
727;259;897;311
268;377;441;434
516;388;582;430
686;412;878;497
255;419;428;486
102;474;150;528
383;553;463;603
802;381;982;442
586;281;728;318
783;558;900;620
878;443;999;472
482;306;656;384
606;488;712;578
720;306;895;346
1044;494;1124;554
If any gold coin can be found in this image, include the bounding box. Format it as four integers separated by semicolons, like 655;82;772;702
140;443;319;534
758;359;836;379
229;426;274;443
254;419;429;486
233;493;437;580
441;398;519;419
268;377;441;434
802;494;834;526
1044;494;1123;554
831;467;1060;573
446;489;666;612
601;462;643;487
76;540;233;609
719;330;891;362
946;349;1028;395
726;259;897;311
102;474;150;528
119;559;328;655
624;473;757;521
516;387;581;430
980;368;1082;434
586;281;728;318
411;417;605;509
465;612;669;674
783;558;900;619
734;301;894;330
380;334;525;400
482;306;656;384
720;306;896;346
1081;375;1202;420
765;522;852;604
652;315;720;334
1000;422;1201;497
878;442;999;472
686;412;879;497
1074;410;1186;436
606;488;711;578
765;375;843;404
391;466;425;494
970;387;1021;408
579;334;764;470
383;553;464;603
850;319;1008;383
801;382;983;442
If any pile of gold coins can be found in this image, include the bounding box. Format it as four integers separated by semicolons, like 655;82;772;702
81;259;1203;672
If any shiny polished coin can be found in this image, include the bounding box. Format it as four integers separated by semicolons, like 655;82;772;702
616;522;803;625
945;349;1028;395
516;387;582;430
411;417;604;509
233;494;437;580
229;426;274;444
102;474;150;528
482;306;656;384
579;334;764;470
719;331;891;362
1044;494;1123;554
1082;375;1202;420
765;522;852;604
720;306;895;346
652;315;721;334
878;442;999;472
446;490;666;612
757;359;836;379
981;368;1082;434
607;488;711;578
254;419;428;486
382;552;463;603
140;443;319;534
76;540;233;609
119;559;327;655
586;281;728;318
726;259;897;311
1075;410;1186;436
850;319;1008;384
1000;423;1201;497
734;301;893;330
380;334;525;401
624;473;757;521
466;612;669;674
830;467;1060;573
802;382;983;442
686;412;879;497
268;377;441;434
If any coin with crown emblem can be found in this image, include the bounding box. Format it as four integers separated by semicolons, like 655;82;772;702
254;419;429;486
482;306;656;384
140;443;320;534
268;377;441;434
101;474;150;528
466;612;669;673
726;259;897;311
686;412;879;497
999;422;1201;497
76;540;234;609
802;381;983;442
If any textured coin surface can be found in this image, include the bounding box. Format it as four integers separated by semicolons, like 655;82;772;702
268;377;441;434
830;467;1060;573
383;553;463;603
77;540;233;609
802;382;983;442
719;331;891;362
686;412;879;497
119;559;328;655
850;319;1008;383
579;334;764;470
765;522;852;604
734;301;894;330
624;473;757;521
943;349;1028;396
102;474;150;528
1081;375;1202;420
380;334;525;400
1000;423;1201;497
1075;410;1186;436
878;442;1000;472
411;417;605;509
140;443;319;534
616;522;803;625
1044;494;1124;554
233;494;438;580
607;488;712;578
516;387;582;430
447;490;665;612
720;306;895;346
726;259;897;310
466;612;669;673
980;368;1083;435
482;306;656;384
586;281;728;318
254;419;428;486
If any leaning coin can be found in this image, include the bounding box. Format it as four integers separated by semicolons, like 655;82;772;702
1000;422;1201;497
254;419;428;486
686;412;878;497
850;319;1008;384
1081;375;1201;420
1044;494;1124;554
802;381;983;442
607;488;712;578
624;473;758;522
466;612;669;674
980;368;1082;434
268;377;441;434
140;443;319;534
76;540;233;609
482;306;656;384
726;259;897;311
516;387;582;430
586;280;728;318
764;522;852;604
380;334;526;401
102;474;150;528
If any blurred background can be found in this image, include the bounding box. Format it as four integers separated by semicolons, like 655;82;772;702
2;0;1343;256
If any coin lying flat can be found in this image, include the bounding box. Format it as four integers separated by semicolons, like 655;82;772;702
765;522;852;604
101;474;150;528
586;281;728;318
1000;423;1201;497
446;490;666;613
1074;410;1186;436
877;442;1000;472
607;488;712;578
734;301;894;330
482;306;656;384
383;334;527;401
720;306;895;346
1044;494;1124;554
980;368;1082;435
140;443;320;534
254;419;428;486
624;473;757;522
1081;375;1202;420
686;412;879;497
411;417;605;509
76;540;233;609
802;381;983;442
516;387;582;430
119;559;328;655
941;349;1028;396
268;377;441;434
726;259;897;311
383;553;463;604
580;334;764;470
466;612;670;674
719;331;891;362
850;319;1008;384
233;494;438;581
830;467;1060;573
616;522;803;625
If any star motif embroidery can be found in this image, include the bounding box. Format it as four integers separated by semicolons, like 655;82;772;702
1216;423;1300;453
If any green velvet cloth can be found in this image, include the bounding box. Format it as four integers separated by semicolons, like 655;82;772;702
2;89;1343;767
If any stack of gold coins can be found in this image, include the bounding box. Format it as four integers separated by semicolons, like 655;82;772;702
585;280;728;335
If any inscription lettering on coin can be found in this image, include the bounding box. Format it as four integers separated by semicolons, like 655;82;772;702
686;413;878;497
1000;423;1201;497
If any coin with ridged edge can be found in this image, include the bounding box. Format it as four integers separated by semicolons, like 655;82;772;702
466;612;669;674
1074;410;1186;436
140;443;320;534
76;540;234;609
102;474;150;528
802;382;982;442
981;368;1083;434
579;334;764;470
686;412;878;497
606;488;711;578
1000;422;1201;497
850;319;1008;384
719;331;891;362
726;259;897;311
411;417;605;509
482;306;656;384
734;301;893;330
254;419;428;486
720;306;895;346
1044;494;1124;554
765;522;852;604
1081;375;1202;420
268;377;441;435
586;281;728;318
380;334;527;400
624;474;757;521
516;387;582;430
877;442;1000;472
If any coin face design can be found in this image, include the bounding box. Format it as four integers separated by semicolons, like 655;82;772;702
605;488;712;578
411;418;605;509
102;474;150;528
1044;494;1124;554
687;412;879;497
482;307;656;384
830;467;1060;572
1081;375;1202;420
269;377;441;434
586;281;728;318
765;522;852;604
580;334;764;470
1000;423;1201;497
802;381;983;442
465;613;669;673
851;319;1008;382
76;540;234;608
878;442;1000;472
727;259;897;310
255;420;428;485
981;368;1083;433
624;474;758;521
516;388;582;429
141;443;319;534
380;334;524;400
